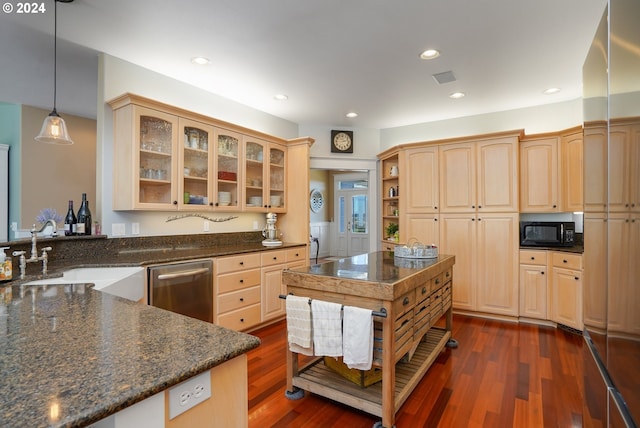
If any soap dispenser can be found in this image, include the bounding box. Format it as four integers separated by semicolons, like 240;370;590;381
0;247;12;282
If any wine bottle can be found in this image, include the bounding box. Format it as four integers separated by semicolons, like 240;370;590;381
64;200;77;236
76;193;92;235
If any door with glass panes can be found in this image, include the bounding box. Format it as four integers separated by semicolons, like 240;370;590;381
334;174;369;257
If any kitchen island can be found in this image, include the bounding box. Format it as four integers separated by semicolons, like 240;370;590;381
0;281;260;427
282;251;455;428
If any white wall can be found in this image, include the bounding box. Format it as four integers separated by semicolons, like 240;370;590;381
379;98;583;150
97;54;301;237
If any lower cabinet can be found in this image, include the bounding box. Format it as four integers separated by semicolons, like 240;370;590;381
215;246;307;331
519;250;548;320
548;251;583;330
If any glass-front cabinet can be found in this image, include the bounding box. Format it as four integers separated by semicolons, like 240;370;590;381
109;94;293;214
215;129;241;210
135;107;179;209
268;144;286;212
179;119;212;210
243;138;287;212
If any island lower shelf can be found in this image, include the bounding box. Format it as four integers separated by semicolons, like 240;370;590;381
291;327;450;417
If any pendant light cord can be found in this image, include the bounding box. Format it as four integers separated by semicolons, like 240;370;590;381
52;0;58;115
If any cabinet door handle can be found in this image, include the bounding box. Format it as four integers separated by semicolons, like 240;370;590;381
240;297;244;302
240;261;244;265
478;205;482;209
541;271;545;275
530;256;535;260
471;205;475;209
173;200;178;205
273;256;278;260
240;318;245;322
239;279;244;283
563;260;568;263
574;277;579;280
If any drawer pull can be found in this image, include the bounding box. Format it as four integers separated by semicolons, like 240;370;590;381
273;256;278;260
240;318;245;322
401;319;410;327
446;272;450;278
240;279;244;283
240;298;244;302
530;256;535;260
403;297;410;305
574;277;579;280
421;286;427;294
240;261;244;266
563;259;568;263
435;278;440;285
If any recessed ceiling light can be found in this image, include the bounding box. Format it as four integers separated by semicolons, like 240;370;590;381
449;92;465;99
420;49;440;60
346;112;358;118
273;94;288;101
191;57;210;65
543;87;561;95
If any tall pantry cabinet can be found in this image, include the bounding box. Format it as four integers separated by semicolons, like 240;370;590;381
380;131;522;317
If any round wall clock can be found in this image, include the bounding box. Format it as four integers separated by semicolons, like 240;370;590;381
331;130;353;153
309;189;324;213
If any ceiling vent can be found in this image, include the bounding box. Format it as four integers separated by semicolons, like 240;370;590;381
432;71;457;85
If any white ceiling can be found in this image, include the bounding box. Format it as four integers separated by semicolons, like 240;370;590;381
0;0;607;129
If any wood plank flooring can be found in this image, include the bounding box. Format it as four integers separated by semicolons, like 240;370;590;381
247;314;585;428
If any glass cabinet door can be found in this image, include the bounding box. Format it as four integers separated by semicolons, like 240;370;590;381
244;138;266;210
215;129;241;210
179;119;213;210
268;144;286;212
136;107;178;208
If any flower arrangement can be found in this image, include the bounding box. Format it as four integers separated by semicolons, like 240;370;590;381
36;207;63;225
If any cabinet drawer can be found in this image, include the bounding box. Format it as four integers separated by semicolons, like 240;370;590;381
286;247;307;263
217;269;260;294
520;250;547;266
394;311;414;362
216;253;261;274
393;291;416;317
430;288;444;323
551;252;582;270
261;250;287;267
432;272;446;291
415;283;430;305
217;303;261;331
218;286;260;314
414;297;431;340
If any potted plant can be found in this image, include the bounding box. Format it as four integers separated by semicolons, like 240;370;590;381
385;222;399;241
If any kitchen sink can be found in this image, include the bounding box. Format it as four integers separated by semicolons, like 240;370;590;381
25;267;145;301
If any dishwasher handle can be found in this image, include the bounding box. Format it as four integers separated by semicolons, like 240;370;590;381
156;267;210;280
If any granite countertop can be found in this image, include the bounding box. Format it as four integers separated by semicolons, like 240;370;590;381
519;244;584;254
292;251;448;283
0;282;260;427
5;240;307;287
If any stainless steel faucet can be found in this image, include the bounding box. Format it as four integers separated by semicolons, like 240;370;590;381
12;220;56;278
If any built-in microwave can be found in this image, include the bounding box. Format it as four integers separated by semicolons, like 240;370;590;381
520;221;575;247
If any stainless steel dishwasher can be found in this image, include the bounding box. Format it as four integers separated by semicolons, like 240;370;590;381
148;259;213;323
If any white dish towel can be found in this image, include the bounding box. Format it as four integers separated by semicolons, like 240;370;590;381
343;305;374;370
311;299;343;357
286;295;313;356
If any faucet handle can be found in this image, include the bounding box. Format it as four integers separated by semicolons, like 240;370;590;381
41;246;52;255
12;250;26;257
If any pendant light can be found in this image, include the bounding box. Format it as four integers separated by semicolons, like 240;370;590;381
36;0;74;145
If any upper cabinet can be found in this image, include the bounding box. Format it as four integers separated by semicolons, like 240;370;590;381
403;146;439;213
439;134;519;213
113;105;179;210
108;94;297;213
520;127;583;213
609;121;640;213
583;122;608;213
520;136;559;212
180;118;213;210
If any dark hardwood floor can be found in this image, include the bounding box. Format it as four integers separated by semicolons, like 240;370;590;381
247;314;586;428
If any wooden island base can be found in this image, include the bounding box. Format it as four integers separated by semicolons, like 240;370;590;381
282;252;455;428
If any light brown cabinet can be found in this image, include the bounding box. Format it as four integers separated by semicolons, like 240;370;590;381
439;136;519;213
609;123;640;213
520;136;559;212
520;127;583;213
402;146;439;213
583;213;608;330
404;214;439;247
583;122;608;212
519;250;548;320
440;212;518;316
561;130;584;212
108;93;296;213
549;252;583;330
380;151;400;245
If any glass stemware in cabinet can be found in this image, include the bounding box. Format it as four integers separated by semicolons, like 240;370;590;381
138;115;173;205
182;124;211;208
245;141;265;208
216;132;240;209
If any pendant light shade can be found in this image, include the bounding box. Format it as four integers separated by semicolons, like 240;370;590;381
36;0;74;145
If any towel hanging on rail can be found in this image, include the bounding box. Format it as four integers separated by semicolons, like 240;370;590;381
285;295;314;356
311;299;343;357
343;305;374;370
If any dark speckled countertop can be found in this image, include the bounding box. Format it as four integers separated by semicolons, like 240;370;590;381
0;282;260;427
0;233;304;427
